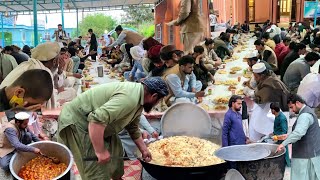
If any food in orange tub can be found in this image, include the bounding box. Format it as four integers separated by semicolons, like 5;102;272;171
19;156;67;180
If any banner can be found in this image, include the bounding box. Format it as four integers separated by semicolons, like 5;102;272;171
304;1;320;18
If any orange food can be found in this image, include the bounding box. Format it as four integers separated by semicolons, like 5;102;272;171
19;156;67;180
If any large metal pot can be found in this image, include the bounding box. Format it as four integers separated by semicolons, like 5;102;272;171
10;141;73;180
237;143;286;180
139;159;228;180
137;137;228;180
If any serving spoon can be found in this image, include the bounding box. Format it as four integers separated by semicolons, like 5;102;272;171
39;152;60;164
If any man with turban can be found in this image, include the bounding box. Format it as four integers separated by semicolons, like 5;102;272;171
57;77;168;180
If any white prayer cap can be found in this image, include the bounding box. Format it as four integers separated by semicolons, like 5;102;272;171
31;42;63;61
245;50;259;59
252;63;266;73
15;112;31;121
130;46;145;61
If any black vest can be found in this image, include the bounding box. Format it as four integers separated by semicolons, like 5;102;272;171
292;105;320;158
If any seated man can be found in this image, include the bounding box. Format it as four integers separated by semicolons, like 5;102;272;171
0;111;41;171
163;55;204;106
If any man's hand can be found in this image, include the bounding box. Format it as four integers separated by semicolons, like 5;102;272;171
57;87;65;93
34;148;41;154
23;102;43;111
141;149;152;162
275;144;285;153
95;149;111;164
89;50;97;55
151;131;159;139
129;75;134;82
73;73;83;79
142;131;150;139
166;20;177;26
214;60;222;67
195;91;205;97
39;133;50;141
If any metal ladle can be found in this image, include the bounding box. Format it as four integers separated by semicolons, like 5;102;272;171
40;152;60;164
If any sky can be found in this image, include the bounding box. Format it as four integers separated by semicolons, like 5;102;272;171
15;10;124;28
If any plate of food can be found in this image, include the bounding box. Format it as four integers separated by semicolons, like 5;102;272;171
223;79;238;86
214;96;230;104
214;81;223;85
236;89;244;95
218;70;228;74
229;71;237;74
224;59;233;63
230;66;242;71
214;105;228;111
228;85;237;91
84;76;93;82
243;73;252;78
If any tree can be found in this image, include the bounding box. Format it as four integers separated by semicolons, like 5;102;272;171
71;13;117;38
121;5;154;27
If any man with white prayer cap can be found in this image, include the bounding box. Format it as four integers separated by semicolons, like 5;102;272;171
245;63;290;141
0;110;41;171
252;63;289;110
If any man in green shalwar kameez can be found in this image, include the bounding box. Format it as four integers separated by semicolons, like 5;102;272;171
57;77;168;180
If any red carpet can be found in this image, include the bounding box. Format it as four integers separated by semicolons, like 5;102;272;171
71;160;142;180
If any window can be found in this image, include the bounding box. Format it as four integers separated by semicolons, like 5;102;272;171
248;0;255;22
169;26;174;44
22;32;26;41
156;24;162;43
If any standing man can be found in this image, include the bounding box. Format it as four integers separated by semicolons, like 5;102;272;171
52;24;69;43
58;77;168;180
222;95;247;147
167;0;205;54
108;25;144;48
88;29;98;61
222;95;247;169
209;11;217;33
276;94;320;180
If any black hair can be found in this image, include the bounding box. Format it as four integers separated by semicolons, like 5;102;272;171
3;46;13;52
270;102;281;112
174;50;184;58
273;35;281;44
11;69;53;101
228;95;242;108
287;94;305;104
68;47;77;57
262;32;270;40
283;37;291;43
289;42;296;50
221;33;231;42
293;43;306;52
78;36;82;39
178;55;195;66
88;29;93;33
254;39;265;46
115;25;123;31
62;42;67;47
281;27;285;31
204;38;214;46
305;52;320;62
193;46;204;54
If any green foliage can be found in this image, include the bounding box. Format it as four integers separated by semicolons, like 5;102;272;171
121;5;155;37
121;5;154;26
137;22;155;37
0;32;12;46
72;13;117;38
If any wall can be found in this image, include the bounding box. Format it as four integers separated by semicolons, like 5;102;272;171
255;0;271;22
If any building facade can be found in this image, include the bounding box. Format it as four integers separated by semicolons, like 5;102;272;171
212;0;307;25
